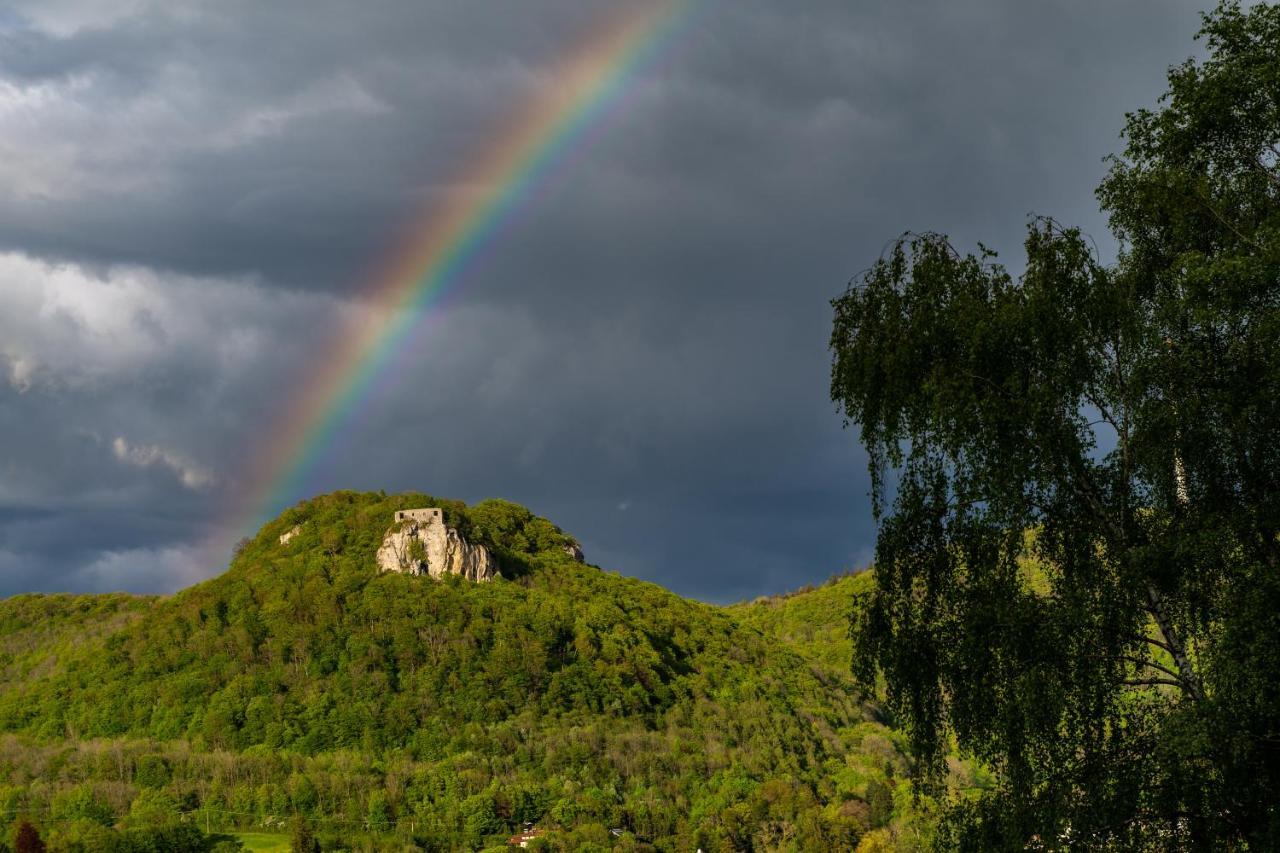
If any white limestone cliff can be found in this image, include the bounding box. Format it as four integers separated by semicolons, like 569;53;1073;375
375;509;498;582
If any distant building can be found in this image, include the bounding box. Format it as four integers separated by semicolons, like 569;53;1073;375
506;825;545;848
395;508;442;524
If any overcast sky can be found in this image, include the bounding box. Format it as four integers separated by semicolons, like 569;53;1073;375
0;0;1209;602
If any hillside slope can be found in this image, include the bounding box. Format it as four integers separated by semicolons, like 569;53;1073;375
0;492;931;851
730;572;873;676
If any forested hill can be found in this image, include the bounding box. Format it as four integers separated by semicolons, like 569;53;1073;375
0;491;941;851
730;572;872;677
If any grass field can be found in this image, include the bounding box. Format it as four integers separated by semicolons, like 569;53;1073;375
231;832;291;852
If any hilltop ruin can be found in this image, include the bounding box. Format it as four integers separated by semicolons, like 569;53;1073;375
375;508;498;582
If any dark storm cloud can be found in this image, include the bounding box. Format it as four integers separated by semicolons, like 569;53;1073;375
0;0;1207;600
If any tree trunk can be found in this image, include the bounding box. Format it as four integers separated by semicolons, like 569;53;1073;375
1145;584;1203;701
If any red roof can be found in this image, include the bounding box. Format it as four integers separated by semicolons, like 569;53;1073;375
506;827;546;846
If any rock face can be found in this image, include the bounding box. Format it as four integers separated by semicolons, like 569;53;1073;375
563;542;585;563
376;508;498;582
279;524;302;546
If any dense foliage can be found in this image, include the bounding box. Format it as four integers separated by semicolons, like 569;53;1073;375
0;492;937;851
731;574;872;676
830;2;1280;848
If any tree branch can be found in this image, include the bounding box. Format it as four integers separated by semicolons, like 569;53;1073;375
1144;586;1204;701
1118;655;1183;682
1192;185;1264;250
1083;390;1123;437
1124;677;1184;689
1252;153;1280;191
1090;652;1187;686
1133;633;1176;655
1067;459;1204;701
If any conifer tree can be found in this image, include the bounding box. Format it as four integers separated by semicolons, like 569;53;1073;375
12;822;44;853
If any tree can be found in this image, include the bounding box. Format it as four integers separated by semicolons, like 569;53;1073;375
865;781;893;831
12;822;44;853
830;2;1280;848
461;791;500;848
290;815;320;853
365;790;391;834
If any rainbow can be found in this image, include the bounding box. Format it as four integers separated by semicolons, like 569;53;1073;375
219;1;694;548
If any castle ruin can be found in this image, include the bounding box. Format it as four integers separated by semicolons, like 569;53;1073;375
395;508;442;524
376;508;497;582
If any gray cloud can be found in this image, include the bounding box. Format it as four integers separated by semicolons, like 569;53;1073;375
0;0;1208;601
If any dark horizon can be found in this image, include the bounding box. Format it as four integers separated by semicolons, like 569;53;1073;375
0;0;1207;603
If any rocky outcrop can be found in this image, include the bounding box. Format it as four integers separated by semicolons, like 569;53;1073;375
279;524;302;545
563;541;585;563
376;509;498;582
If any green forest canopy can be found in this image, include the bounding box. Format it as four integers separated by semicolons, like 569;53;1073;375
0;491;955;852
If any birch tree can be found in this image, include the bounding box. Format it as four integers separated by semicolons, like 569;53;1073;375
830;3;1280;847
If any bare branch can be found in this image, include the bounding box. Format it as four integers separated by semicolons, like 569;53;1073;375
1088;652;1185;683
1192;185;1264;250
1124;678;1185;689
1083;391;1122;436
1133;633;1176;655
1118;655;1183;681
